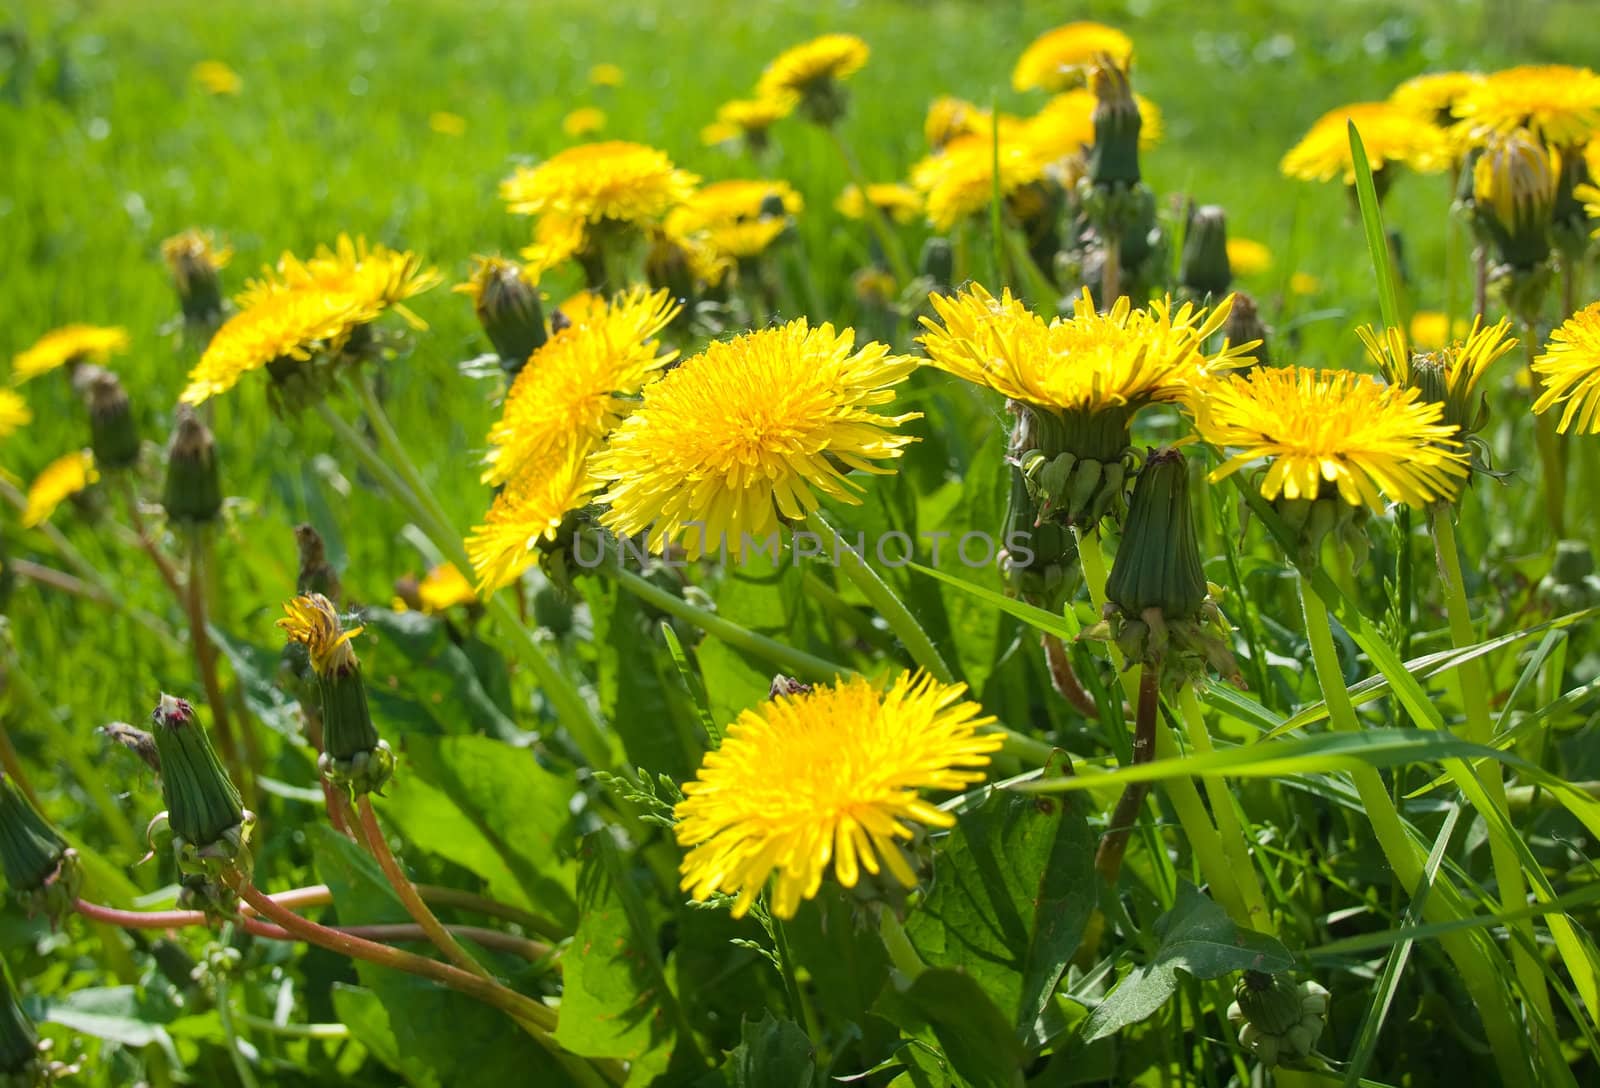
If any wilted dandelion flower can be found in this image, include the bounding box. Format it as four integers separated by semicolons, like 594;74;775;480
756;33;869;104
912;134;1044;231
592;320;919;559
467;452;602;591
1281;101;1449;184
484;286;679;485
1390;71;1483;125
428;111;467;136
1533;302;1600;433
277;593;362;678
191;60;242;96
180;290;369;405
836;183;923;224
1361;316;1515;437
237;235;441;330
562;107;607;138
1197;367;1468;509
0;391;30;439
1454;64;1600;149
22;451;97;528
675;672;1002;920
417;563;477;613
588;63;624;87
501;141;698;226
1226;238;1272;277
1012;22;1134;93
12;325;129;384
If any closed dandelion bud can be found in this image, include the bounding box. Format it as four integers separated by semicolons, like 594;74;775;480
161;229;230;327
1089;59;1142;188
459;257;546;376
0;964;39;1081
1472;129;1556;275
162;406;222;525
84;370;139;471
277;594;393;797
1226;971;1330;1068
0;774;82;924
1225;293;1267;369
149;694;253;911
1180;205;1232;298
1019;403;1135;528
919;237;954;293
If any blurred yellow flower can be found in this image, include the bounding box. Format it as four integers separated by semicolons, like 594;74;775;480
1012;22;1134;93
237;235;441;331
520;213;590;280
756;33;869;102
592;320;919;559
181;291;369;405
836;183;923;224
675;672;1001;920
1022;88;1162;164
161;229;233;289
191;60;242;96
562;107;607;138
417;563;477;613
664;180;803;262
1454;64;1600;149
12;325;129;385
911;134;1044;231
23;451;97;528
468;451;602;591
1390;71;1483;124
1281;101;1449;184
501;141;698;226
1407;310;1469;350
0;390;31;439
924;96;993;150
1196;367;1468;509
589;63;624;87
1534;301;1600;433
1289;272;1322;295
429;111;467;136
1226;238;1273;277
701;95;795;147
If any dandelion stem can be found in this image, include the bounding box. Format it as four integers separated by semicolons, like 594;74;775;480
347;373;461;557
184;525;254;808
878;908;926;980
1430;511;1552;1026
602;562;851;682
1174;685;1274;933
356;796;494;980
1093;665;1160;887
1299;576;1530;1087
805;510;953;683
824;126;912;284
236;1015;349;1041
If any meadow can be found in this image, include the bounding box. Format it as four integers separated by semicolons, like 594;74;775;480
2;0;1600;1085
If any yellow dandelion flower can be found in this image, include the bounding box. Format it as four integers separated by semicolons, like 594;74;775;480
429;111;467;136
180;289;371;405
237;234;441;330
675;672;1002;920
1281;101;1450;184
276;593;362;677
919;285;1252;419
701;121;741;146
1021;88;1162;165
161;229;233;282
1533;301;1600;433
1290;272;1322;295
22;451;97;528
467;451;602;592
713;95;796;142
911;134;1044;231
836;183;923;224
1226;238;1273;277
12;325;129;384
1405;310;1470;351
191;60;242;96
1012;22;1134;93
562;107;607;138
500;141;699;226
1472;128;1558;241
592;320;919;560
1391;71;1483;124
756;33;870;102
588;63;624;88
484;286;679;485
665;180;803;262
1362;315;1515;403
417;564;477;613
0;390;31;439
1454;64;1600;149
1196;367;1469;509
520;213;590;280
924;96;993;150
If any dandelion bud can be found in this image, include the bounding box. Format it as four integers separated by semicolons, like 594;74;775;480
277;595;393;797
1471;129;1556;274
919;237;954;293
1227;971;1330;1068
1225;292;1268;369
84;370;139;472
161;229;231;327
1;964;39;1081
1180;205;1232;298
150;695;249;870
0;774;82;924
458;257;546;376
294;524;341;604
1089;59;1143;188
162;407;222;525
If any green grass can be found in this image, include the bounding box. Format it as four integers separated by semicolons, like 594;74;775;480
3;1;1600;1085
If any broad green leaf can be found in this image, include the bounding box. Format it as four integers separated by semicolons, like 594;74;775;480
875;968;1022;1088
331;983;437;1087
555;832;699;1073
919;433;1008;692
784;884;889;1025
728;1012;816;1088
360;608;519;740
207;626;303;740
28;985;176;1051
399;733;578;928
1082;883;1293;1042
583;576;696;780
907;777;1093;1036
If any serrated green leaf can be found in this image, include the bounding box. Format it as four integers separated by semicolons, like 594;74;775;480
875;968;1022;1088
728;1011;816;1088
